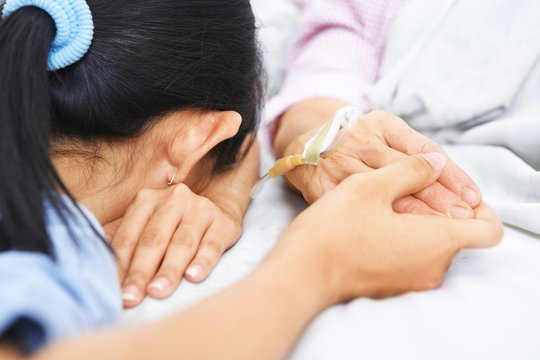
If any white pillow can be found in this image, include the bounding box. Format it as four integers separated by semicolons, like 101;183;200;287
251;0;300;96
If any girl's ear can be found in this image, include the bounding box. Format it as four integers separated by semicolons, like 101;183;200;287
168;111;242;182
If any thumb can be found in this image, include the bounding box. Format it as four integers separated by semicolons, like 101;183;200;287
373;152;447;201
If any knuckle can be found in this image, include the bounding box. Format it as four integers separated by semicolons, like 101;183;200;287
359;114;380;132
139;229;162;247
196;196;215;211
416;184;439;202
134;188;153;204
219;217;242;239
418;139;440;154
230;222;242;239
354;134;379;153
370;110;403;127
202;240;224;257
171;183;190;197
172;233;199;250
396;197;422;214
367;109;393;121
113;233;136;248
125;269;149;287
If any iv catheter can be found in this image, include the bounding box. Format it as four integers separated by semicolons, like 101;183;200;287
251;106;363;198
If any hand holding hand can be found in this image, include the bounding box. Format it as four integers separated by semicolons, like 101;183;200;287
275;153;502;304
277;100;481;219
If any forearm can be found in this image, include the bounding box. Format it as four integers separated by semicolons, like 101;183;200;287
0;345;19;360
34;249;328;360
274;98;347;158
270;0;403;157
202;139;260;222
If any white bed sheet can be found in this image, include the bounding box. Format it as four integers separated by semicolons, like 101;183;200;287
122;147;540;360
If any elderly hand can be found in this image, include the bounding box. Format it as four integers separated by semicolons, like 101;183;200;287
276;99;481;219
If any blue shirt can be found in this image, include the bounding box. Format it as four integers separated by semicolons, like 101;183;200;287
0;197;122;354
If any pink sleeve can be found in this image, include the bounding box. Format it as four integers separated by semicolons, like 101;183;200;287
264;0;405;145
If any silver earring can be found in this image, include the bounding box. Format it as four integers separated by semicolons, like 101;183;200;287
167;173;176;186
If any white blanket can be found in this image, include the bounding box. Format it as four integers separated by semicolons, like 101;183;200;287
122;1;540;358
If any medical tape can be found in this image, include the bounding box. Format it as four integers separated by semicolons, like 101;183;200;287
302;118;336;165
250;106;361;198
266;106;362;179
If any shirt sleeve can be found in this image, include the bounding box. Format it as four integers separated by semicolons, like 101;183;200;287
0;253;79;354
264;0;405;146
0;199;121;355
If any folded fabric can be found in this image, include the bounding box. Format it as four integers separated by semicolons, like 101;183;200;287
368;0;540;132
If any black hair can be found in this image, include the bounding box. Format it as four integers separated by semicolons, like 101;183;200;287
0;0;263;255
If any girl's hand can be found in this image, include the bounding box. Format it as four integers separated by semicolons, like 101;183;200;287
105;141;258;309
275;153;503;304
109;184;242;309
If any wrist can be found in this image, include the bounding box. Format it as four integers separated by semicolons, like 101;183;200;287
282;130;328;202
277;104;361;202
265;230;341;310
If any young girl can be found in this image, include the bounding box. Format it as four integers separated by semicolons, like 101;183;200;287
0;0;502;358
0;0;263;309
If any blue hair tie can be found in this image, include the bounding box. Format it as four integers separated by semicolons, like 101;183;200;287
2;0;94;71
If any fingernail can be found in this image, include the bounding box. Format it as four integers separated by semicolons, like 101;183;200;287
449;206;472;220
186;265;202;281
461;187;480;205
421;153;447;171
122;285;140;302
149;278;169;292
